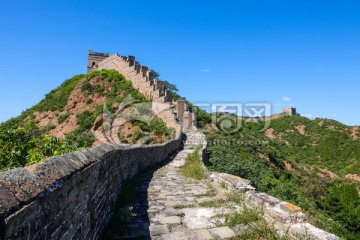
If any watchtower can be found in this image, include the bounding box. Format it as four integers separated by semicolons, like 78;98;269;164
282;107;296;116
87;50;110;73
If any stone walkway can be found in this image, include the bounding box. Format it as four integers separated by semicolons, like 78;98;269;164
103;130;341;240
106;131;249;240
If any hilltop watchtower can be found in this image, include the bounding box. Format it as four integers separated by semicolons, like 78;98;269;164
87;50;109;73
282;107;296;116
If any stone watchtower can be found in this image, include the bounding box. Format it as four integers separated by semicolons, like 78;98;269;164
282;107;296;116
87;50;110;73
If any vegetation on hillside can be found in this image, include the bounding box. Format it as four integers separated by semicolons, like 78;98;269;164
0;74;85;132
0;128;79;171
0;69;172;171
204;115;360;239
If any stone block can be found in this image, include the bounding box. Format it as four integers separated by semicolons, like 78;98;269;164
0;183;20;216
0;168;44;203
280;202;302;213
231;224;250;235
150;224;170;236
274;221;291;234
290;223;340;240
159;216;181;224
209;227;235;239
185;229;213;240
264;207;290;223
3;201;40;238
162;231;188;240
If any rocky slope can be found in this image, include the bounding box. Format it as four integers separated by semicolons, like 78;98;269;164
0;69;173;171
1;69;173;147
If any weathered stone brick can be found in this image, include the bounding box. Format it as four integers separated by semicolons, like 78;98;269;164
0;183;20;217
68;187;79;203
0;133;181;239
4;201;40;238
280;202;302;213
264;207;290;224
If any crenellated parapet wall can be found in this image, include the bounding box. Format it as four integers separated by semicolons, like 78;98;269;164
87;50;109;73
88;51;194;134
0;137;181;240
175;99;194;131
93;53;172;104
210;172;340;240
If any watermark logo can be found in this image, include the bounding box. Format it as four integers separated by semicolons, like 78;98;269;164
195;102;271;133
211;103;242;133
92;95;170;146
243;103;271;131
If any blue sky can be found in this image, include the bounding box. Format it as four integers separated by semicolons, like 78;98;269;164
0;0;359;125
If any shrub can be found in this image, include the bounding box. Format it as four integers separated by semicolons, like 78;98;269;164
57;112;71;124
0;128;79;171
33;74;84;112
81;81;93;93
225;205;261;227
150;117;171;137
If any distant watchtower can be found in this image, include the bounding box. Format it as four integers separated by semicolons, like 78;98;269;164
282;107;296;116
87;50;110;73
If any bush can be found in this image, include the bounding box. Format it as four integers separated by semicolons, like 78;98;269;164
150;117;171;137
81;81;93;93
225;205;261;227
33;74;84;112
57;112;71;124
0;128;79;171
206;115;360;239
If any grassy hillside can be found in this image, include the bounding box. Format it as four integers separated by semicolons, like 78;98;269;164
205;115;360;240
0;69;172;171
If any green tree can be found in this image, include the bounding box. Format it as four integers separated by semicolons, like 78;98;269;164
164;80;178;92
150;69;160;78
322;183;360;236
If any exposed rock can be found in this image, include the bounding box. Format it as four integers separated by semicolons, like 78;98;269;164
209;227;235;239
295;125;305;135
265;128;276;139
345;174;360;182
149;224;170;236
159;216;181;224
350;126;359;140
317;169;339;180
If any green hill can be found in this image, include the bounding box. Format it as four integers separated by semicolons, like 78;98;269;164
0;69;172;171
205;115;360;239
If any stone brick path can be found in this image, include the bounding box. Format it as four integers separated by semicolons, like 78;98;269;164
104;130;341;240
108;131;247;239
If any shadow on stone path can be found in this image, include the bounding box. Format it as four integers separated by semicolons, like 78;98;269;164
102;131;241;240
101;148;180;240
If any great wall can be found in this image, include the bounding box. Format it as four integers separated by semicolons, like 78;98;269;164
0;51;340;239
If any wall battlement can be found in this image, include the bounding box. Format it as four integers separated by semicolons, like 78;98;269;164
282;107;297;116
0;52;339;240
87;50;109;73
0;138;181;239
211;172;340;240
87;51;193;133
0;51;193;240
88;52;172;104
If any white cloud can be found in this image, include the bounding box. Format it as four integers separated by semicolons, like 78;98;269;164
332;114;337;117
282;97;291;101
201;69;210;73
